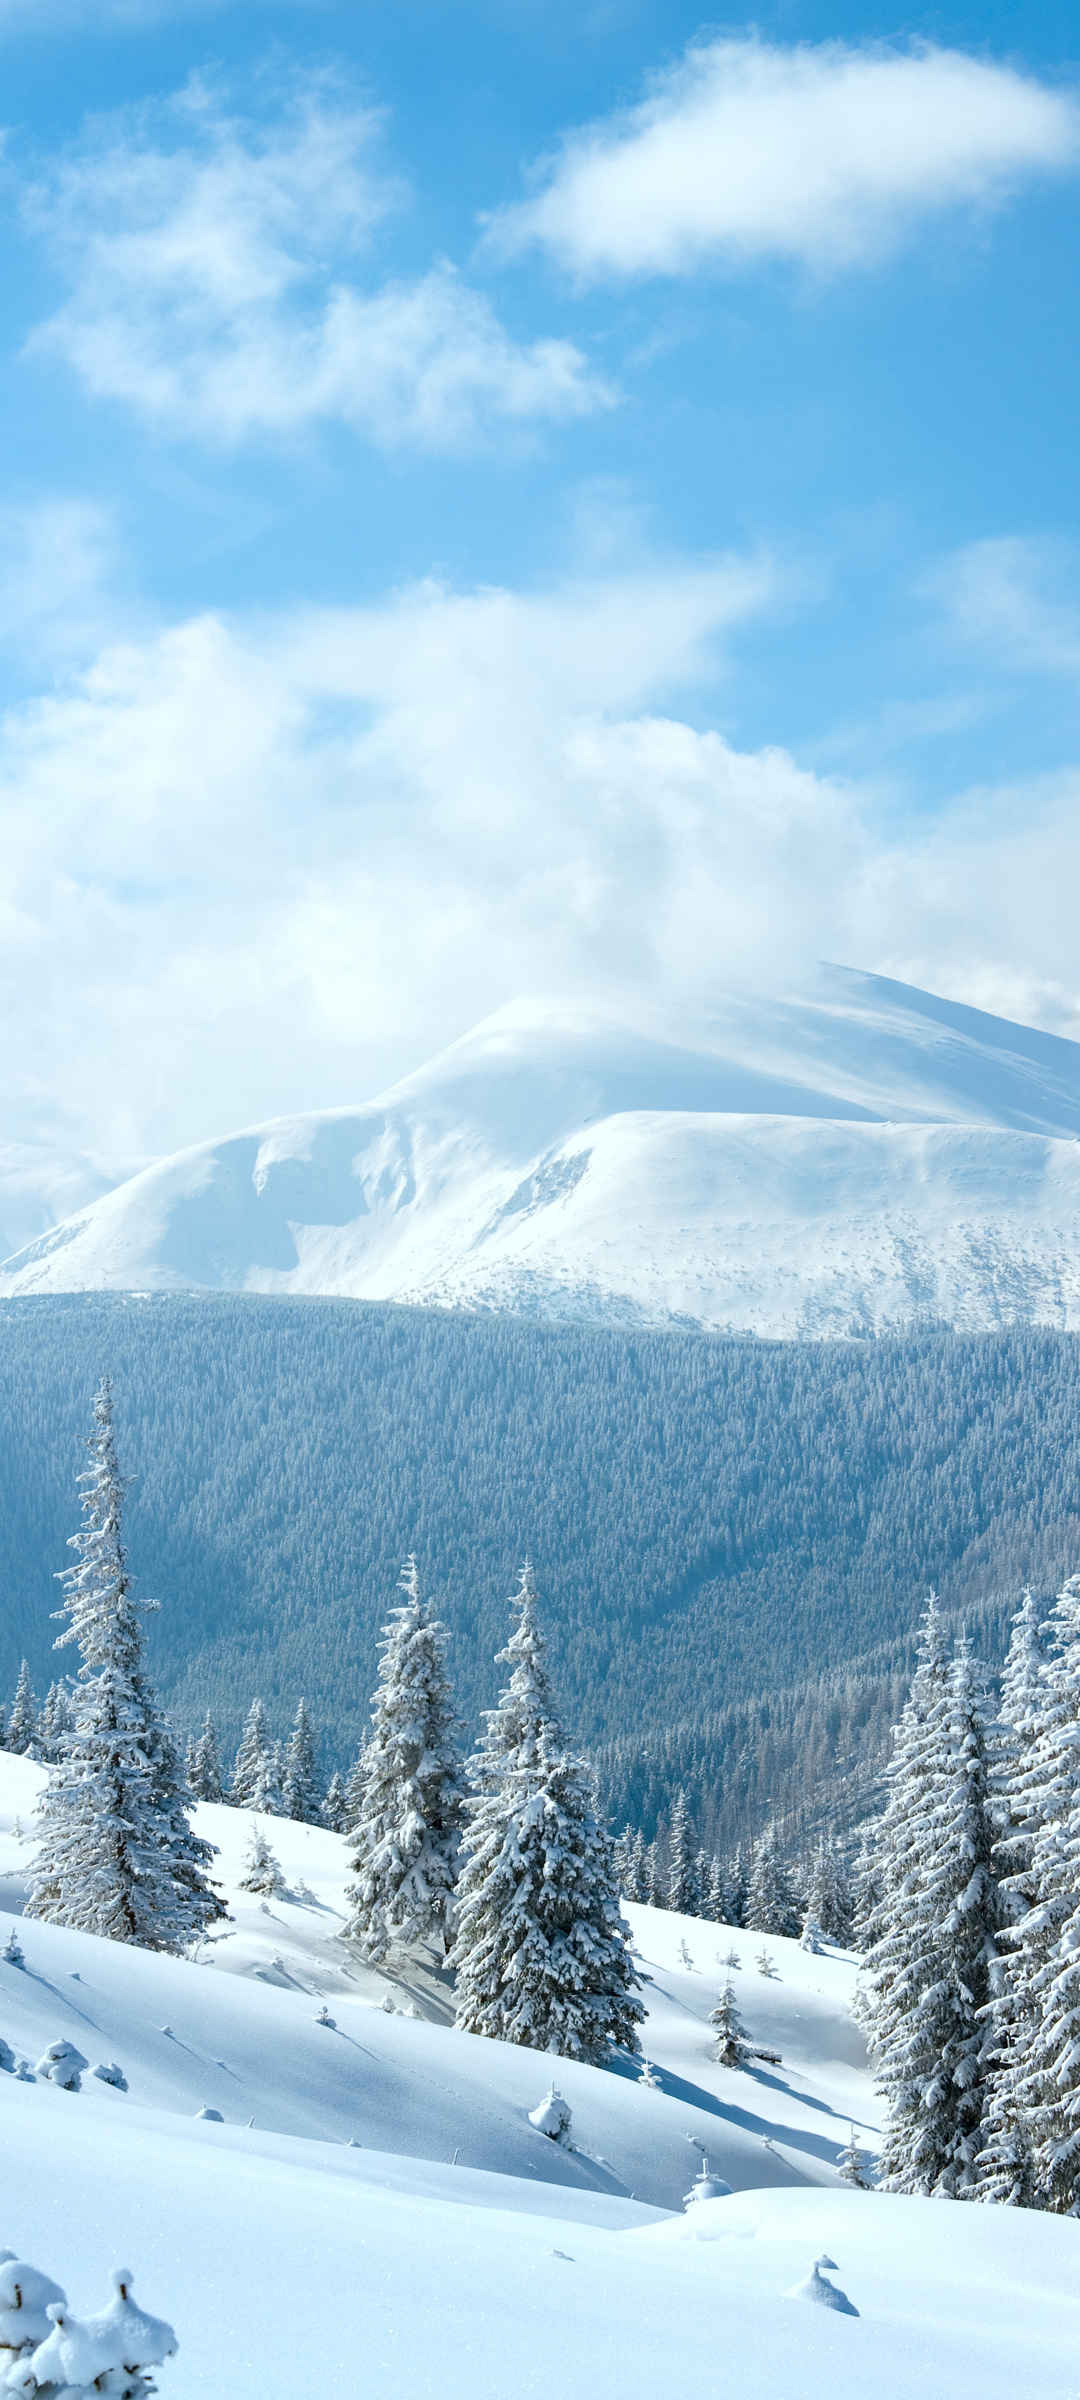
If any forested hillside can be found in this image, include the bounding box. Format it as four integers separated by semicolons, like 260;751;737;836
1;1296;1077;1837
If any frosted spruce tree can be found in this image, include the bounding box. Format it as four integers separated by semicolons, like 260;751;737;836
709;1980;750;2068
322;1770;348;1832
452;1562;643;2062
346;1559;463;1963
189;1711;225;1803
805;1835;853;1944
7;1661;39;1757
978;1575;1080;2210
26;1379;219;1951
855;1593;950;2032
745;1821;800;1938
282;1697;322;1824
231;1700;275;1808
864;1628;1000;2195
666;1789;697;1914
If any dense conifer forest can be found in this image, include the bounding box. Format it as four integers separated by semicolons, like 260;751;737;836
2;1295;1078;1835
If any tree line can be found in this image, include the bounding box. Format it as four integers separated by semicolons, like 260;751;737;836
856;1582;1080;2211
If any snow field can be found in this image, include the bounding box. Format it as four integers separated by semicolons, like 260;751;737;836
5;1752;1080;2398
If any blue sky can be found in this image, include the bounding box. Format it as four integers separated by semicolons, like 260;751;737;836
2;0;1079;1163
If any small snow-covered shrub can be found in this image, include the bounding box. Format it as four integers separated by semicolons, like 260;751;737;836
35;2040;88;2091
92;2062;128;2091
755;1948;778;1979
786;2260;858;2316
528;2087;572;2144
0;2261;177;2395
314;2005;336;2028
238;1825;287;1898
682;2159;732;2207
637;2057;661;2090
195;2105;224;2122
2;1932;24;1969
837;2127;873;2189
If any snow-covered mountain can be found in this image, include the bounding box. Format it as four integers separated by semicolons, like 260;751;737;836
8;966;1080;1336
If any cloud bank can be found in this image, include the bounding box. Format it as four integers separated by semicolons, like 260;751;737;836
25;80;611;448
491;38;1079;279
4;539;1080;1167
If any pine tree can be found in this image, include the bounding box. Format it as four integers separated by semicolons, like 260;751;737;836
322;1770;348;1833
451;1563;643;2061
239;1822;287;1897
231;1700;273;1807
805;1834;853;1944
644;1838;664;1906
282;1698;322;1824
628;1828;648;1904
979;1575;1080;2210
26;1379;218;1951
837;2127;872;2189
38;1680;74;1764
667;1788;696;1914
745;1820;800;1937
189;1712;225;1804
8;1661;39;1757
709;1979;750;2067
342;1743;367;1834
868;1634;1000;2196
855;1593;950;2034
346;1559;463;1963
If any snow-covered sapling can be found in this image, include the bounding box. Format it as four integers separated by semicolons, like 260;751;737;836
677;1937;695;1970
722;1945;740;1970
35;2038;88;2090
0;2256;68;2370
315;2004;336;2028
528;2085;573;2144
637;2057;661;2090
380;1992;396;2014
2;1928;25;1968
239;1823;287;1898
755;1947;779;1978
9;2265;177;2396
195;2105;224;2122
709;1980;751;2069
682;2156;732;2207
837;2127;873;2189
799;1913;825;1954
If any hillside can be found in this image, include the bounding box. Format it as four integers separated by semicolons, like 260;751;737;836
3;1753;1078;2400
9;968;1080;1335
2;1302;1078;1841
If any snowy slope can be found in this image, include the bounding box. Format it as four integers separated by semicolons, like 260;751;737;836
3;1754;1080;2400
0;1756;873;2211
0;1139;113;1265
7;965;1080;1334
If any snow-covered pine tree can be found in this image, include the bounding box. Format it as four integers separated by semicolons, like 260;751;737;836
855;1592;951;2037
239;1822;287;1898
7;1661;39;1757
38;1680;74;1764
644;1839;664;1907
745;1820;800;1937
628;1828;648;1904
613;1826;636;1895
709;1979;750;2068
139;1703;220;1944
282;1697;322;1824
805;1834;853;1944
231;1700;274;1808
189;1712;225;1804
451;1563;643;2061
837;2127;872;2189
974;1588;1046;2203
25;1379;216;1951
871;1639;1000;2197
346;1558;463;1963
978;1574;1080;2210
342;1743;367;1834
322;1770;348;1832
667;1789;697;1914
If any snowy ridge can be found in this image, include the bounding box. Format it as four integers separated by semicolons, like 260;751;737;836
8;967;1080;1333
3;1753;1079;2400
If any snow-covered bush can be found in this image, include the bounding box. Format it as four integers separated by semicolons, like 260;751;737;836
92;2061;128;2091
314;2004;336;2028
35;2040;88;2091
682;2158;732;2207
755;1948;778;1978
0;2260;177;2395
837;2127;873;2189
2;1931;25;1969
528;2086;572;2144
637;2057;661;2090
786;2260;858;2316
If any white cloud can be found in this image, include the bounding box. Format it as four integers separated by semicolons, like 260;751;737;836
490;37;1079;280
5;533;1080;1168
928;537;1080;679
24;80;611;448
